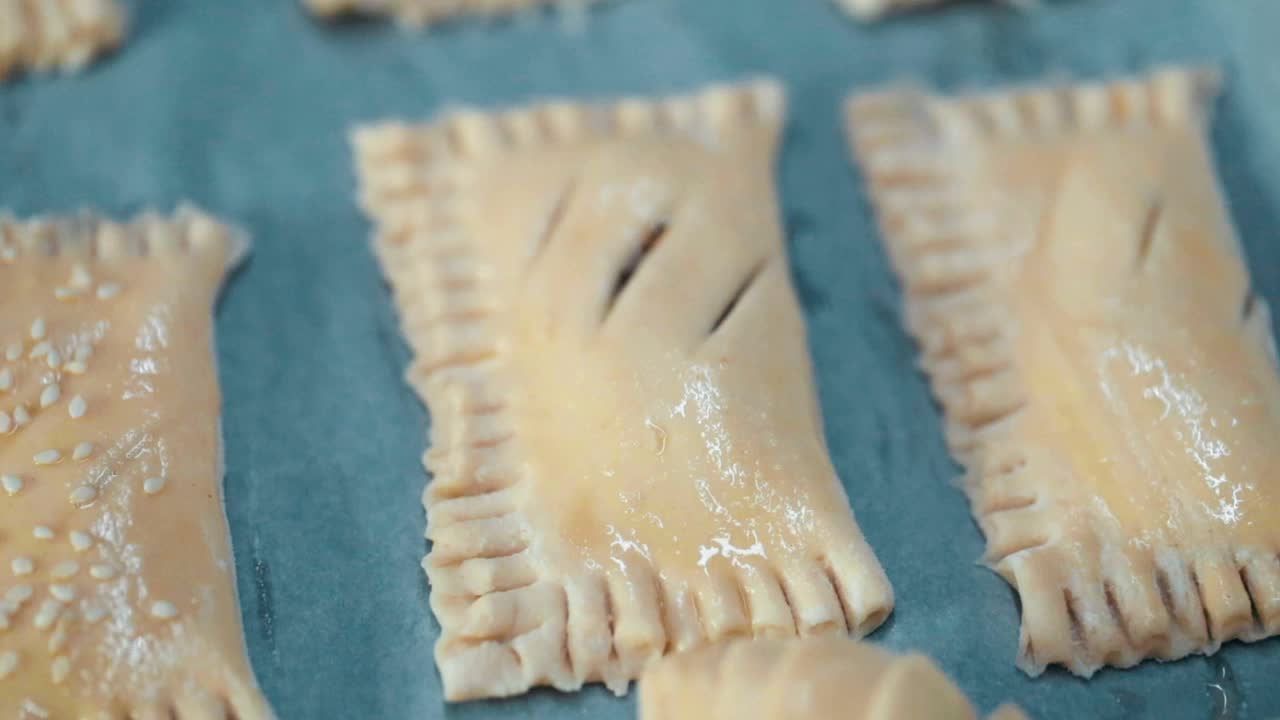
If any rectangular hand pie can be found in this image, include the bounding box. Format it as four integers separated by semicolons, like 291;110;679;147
0;0;124;82
0;210;273;718
640;636;1027;720
355;80;894;701
848;67;1280;676
303;0;592;26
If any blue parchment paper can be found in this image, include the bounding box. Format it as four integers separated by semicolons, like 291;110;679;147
2;0;1278;717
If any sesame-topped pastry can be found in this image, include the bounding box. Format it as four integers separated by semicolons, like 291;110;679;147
0;209;273;718
0;0;125;82
355;80;894;701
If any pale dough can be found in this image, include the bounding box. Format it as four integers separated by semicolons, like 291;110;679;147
356;80;894;700
0;209;273;718
848;67;1280;676
0;0;124;82
640;636;1029;720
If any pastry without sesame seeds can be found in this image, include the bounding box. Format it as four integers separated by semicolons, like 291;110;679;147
847;66;1280;677
640;636;1028;720
355;80;894;701
0;209;274;718
0;0;125;82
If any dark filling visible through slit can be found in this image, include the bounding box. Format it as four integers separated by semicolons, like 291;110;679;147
1134;199;1163;269
1155;568;1178;624
531;180;576;262
1241;290;1258;323
709;258;769;335
602;221;666;321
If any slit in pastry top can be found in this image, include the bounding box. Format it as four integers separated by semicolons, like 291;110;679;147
0;210;273;719
356;79;894;701
848;67;1280;678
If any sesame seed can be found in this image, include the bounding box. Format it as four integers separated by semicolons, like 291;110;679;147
69;531;92;552
33;449;61;465
83;604;107;623
70;264;92;289
32;526;54;540
69;485;95;506
47;622;68;652
0;651;18;679
0;412;9;434
12;405;29;426
50;561;78;579
89;564;116;580
150;601;178;620
143;476;167;495
74;345;91;363
96;283;122;300
10;557;32;576
5;586;32;604
3;344;18;362
49;585;75;602
38;384;59;409
33;599;61;629
1;475;21;495
68;395;86;419
64;361;86;375
29;340;50;358
53;287;79;301
46;349;60;369
72;442;93;461
0;368;11;391
50;656;70;684
30;318;45;340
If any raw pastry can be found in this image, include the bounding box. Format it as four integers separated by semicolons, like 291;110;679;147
303;0;596;27
0;209;274;718
356;80;894;700
640;636;1029;720
847;67;1280;676
0;0;124;82
835;0;947;20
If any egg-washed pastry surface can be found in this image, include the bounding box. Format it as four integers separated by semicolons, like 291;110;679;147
0;210;273;719
355;80;894;701
0;0;124;82
303;0;596;27
848;67;1280;677
640;636;1029;720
